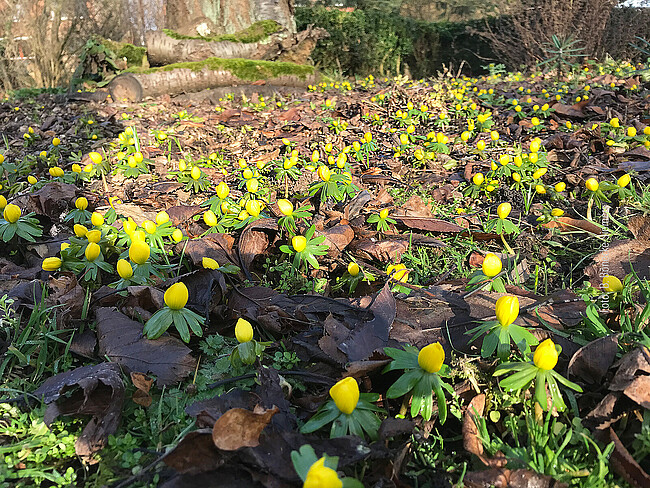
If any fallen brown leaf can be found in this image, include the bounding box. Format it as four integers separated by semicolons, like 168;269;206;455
211;405;279;451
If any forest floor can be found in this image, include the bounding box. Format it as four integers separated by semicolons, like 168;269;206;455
1;64;650;488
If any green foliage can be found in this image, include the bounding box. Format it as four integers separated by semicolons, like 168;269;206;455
0;403;80;487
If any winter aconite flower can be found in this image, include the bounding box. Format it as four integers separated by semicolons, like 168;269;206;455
497;202;511;219
42;257;62;271
482;253;502;277
117;259;133;279
75;197;88;210
3;204;20;223
585;178;599;192
602;275;623;293
235;318;254;343
85;242;101;262
91;212;104;227
164;282;189;310
202;257;219;269
533;339;559;370
496;295;519;327
292;235;307;252
617;174;631;188
129;240;150;265
418;342;445;373
347;262;360;276
303;458;342;488
472;173;484;185
329;377;359;415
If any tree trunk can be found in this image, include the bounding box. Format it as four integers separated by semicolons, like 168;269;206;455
108;57;320;102
165;0;295;37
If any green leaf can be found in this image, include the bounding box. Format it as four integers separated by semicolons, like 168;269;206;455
354;408;380;440
173;311;191;343
386;369;422;398
481;328;500;358
330;415;348;438
499;365;538;390
291;445;319;481
549;369;583;392
432;374;447;424
300;404;340;434
143;309;174;339
535;369;549;410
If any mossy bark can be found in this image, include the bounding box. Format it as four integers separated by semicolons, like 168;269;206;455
109;57;319;102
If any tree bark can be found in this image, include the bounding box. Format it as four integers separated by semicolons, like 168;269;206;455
165;0;295;37
108;58;320;102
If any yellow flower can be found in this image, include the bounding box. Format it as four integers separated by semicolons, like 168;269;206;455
472;173;484;185
303;457;342;488
246;199;262;217
72;164;81;173
628;127;637;138
551;208;564;217
132;230;146;242
617;174;631;188
329;377;359;415
164;282;189;310
532;167;547;179
585;178;599;192
482;253;502;277
246;178;259;193
156;211;170;225
86;229;101;243
52;137;60;146
348;262;360;276
42;257;62;272
117;259;133;279
497;202;511;220
292;235;307;252
91;212;104;227
529;139;540;153
499;154;510;166
533;339;558;371
379;208;390;219
85;242;101;261
243;168;254;180
535;185;546;194
0;195;6;210
202;257;219;269
476;140;486;151
172;228;184;242
75;197;88;210
512;173;521;182
191;166;202;180
418;342;445;373
602;275;623;293
364;132;372;143
203;210;218;227
49;167;64;177
28;175;37;185
89;152;102;165
387;263;409;283
122;219;137;235
610;117;620;128
490;130;499;141
554;182;566;192
129;240;150;265
216;182;230;200
318;166;331;182
3;204;21;223
235;318;254;343
277;199;293;216
495;295;519;327
142;220;156;234
74;224;88;237
179;160;187;172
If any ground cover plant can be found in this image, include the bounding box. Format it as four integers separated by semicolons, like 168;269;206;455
1;58;650;488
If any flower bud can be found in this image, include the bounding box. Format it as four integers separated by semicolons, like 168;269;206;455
379;208;390;220
172;228;183;242
86;229;101;243
472;173;484;186
627;127;637;138
246;178;259;193
246;199;261;217
602;275;623;293
0;196;6;210
348;262;360;276
117;259;133;279
142;220;156;234
495;295;519;327
75;197;88;210
164;282;188;310
91;212;104;227
317;166;331;182
129;240;150;265
191;166;201;180
28;175;37;184
482;253;502;277
585;178;599;192
123;219;136;235
3;204;21;223
532;167;547;179
292;235;307;252
418;342;445;373
202;257;219;269
156;211;170;225
235;318;254;343
512;173;521;182
551;208;564;217
535;184;546;194
42;257;62;272
303;458;342;488
203;210;218;227
74;224;88;237
216;181;230;199
554;182;566;193
497;202;511;219
329;377;359;415
85;242;101;262
277;199;293;216
533;339;558;370
617;174;631;188
89;152;102;164
387;263;409;283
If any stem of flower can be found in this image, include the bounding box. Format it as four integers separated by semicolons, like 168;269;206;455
587;196;593;221
500;232;515;255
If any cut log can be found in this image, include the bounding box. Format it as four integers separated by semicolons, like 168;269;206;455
108;57;321;102
145;30;283;66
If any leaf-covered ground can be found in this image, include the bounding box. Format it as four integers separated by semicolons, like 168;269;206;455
1;62;650;488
